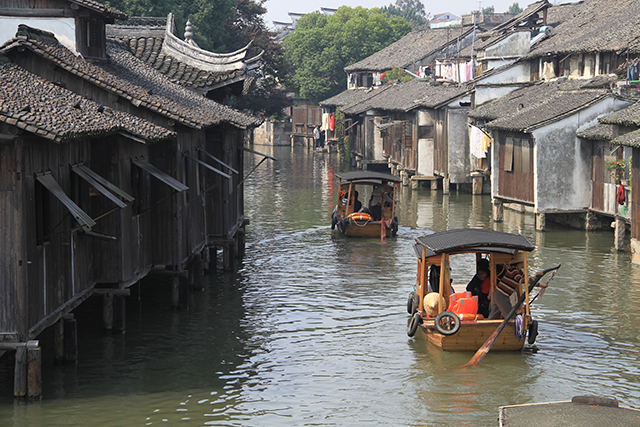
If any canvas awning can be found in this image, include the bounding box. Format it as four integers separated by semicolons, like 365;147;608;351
131;158;188;192
71;163;134;208
183;153;231;179
36;172;96;232
198;148;239;174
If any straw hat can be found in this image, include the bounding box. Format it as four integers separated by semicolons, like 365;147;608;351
423;292;446;316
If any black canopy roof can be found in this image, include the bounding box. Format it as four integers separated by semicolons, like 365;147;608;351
415;229;534;258
335;171;402;183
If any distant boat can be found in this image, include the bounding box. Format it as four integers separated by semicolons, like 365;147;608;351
331;171;401;239
499;396;640;426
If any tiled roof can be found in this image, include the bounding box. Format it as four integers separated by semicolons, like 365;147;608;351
2;25;261;130
70;0;128;21
576;123;618;140
469;76;616;122
526;0;640;58
318;88;373;107
107;14;263;93
484;86;610;132
474;0;551;52
611;128;640;147
344;26;475;73
599;100;640;126
0;57;174;143
341;79;472;115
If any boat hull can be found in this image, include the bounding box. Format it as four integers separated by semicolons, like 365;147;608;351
344;221;390;237
420;319;525;351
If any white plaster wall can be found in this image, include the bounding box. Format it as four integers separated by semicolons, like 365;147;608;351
0;17;76;52
485;32;531;60
417;110;434;175
373;116;384;160
532;97;633;212
479;62;530;85
447;109;470;183
475;85;522;107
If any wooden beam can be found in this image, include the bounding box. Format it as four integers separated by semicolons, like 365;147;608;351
1;9;71;17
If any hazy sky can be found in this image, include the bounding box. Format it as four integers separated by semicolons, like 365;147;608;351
264;0;531;27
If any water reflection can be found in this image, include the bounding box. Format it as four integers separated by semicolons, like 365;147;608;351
1;146;640;426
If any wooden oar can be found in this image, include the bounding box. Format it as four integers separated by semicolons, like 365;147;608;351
462;264;561;367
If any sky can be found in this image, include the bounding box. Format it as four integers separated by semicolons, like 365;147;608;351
263;0;564;27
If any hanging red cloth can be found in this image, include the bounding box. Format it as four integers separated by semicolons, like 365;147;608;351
329;114;335;131
617;184;626;205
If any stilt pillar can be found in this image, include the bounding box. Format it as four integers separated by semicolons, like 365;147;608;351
27;341;41;399
431;180;438;190
208;246;218;273
103;293;114;330
113;295;126;333
411;179;419;190
63;314;77;364
443;177;450;194
54;318;64;364
189;255;204;292
171;274;189;309
493;198;504;222
471;174;483;195
223;241;236;271
401;170;409;186
14;344;27;397
615;215;626;251
535;212;546;231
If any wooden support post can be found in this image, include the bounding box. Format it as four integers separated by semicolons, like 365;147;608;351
189;255;204;291
103;293;114;331
237;229;246;259
54;318;64;364
209;246;218;273
14;344;27;397
27;341;41;399
113;295;126;333
63;314;77;364
472;175;483;195
493;198;504;223
202;246;211;274
223;241;236;271
443;177;450;194
535;212;546;231
171;275;180;308
615;215;626;251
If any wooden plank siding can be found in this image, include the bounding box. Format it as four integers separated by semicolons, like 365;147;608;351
590;142;619;215
433;111;447;175
632;152;640;241
497;134;534;203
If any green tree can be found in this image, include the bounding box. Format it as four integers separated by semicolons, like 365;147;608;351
508;2;523;13
283;6;411;104
380;0;427;30
482;6;495;13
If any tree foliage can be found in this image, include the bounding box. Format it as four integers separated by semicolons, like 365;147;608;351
380;0;427;30
508;2;523;14
282;6;411;104
482;6;495;13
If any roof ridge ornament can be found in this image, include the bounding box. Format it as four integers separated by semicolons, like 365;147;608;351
184;20;194;44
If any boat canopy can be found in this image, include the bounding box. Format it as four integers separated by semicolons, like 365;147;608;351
335;171;403;184
415;229;534;258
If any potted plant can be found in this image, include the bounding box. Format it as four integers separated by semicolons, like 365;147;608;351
606;159;628;183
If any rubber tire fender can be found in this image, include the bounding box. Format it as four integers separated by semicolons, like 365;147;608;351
391;216;399;237
407;291;419;315
434;311;461;336
331;212;337;230
528;319;539;344
338;218;347;234
407;312;422;337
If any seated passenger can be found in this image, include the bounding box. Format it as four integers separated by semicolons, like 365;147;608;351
353;190;362;212
369;185;392;220
466;258;491;317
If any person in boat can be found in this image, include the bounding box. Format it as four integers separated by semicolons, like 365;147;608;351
427;265;455;295
466;258;491;317
488;263;524;319
353;190;362;212
369;185;392;220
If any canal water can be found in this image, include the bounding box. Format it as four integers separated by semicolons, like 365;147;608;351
2;146;640;426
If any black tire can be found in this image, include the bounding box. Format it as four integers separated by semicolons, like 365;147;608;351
339;218;347;234
407;312;422;337
528;320;539;344
391;217;399;237
407;292;419;315
331;213;337;230
434;311;461;336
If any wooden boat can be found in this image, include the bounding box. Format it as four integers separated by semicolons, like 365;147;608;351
407;229;555;351
331;171;402;238
499;396;640;426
